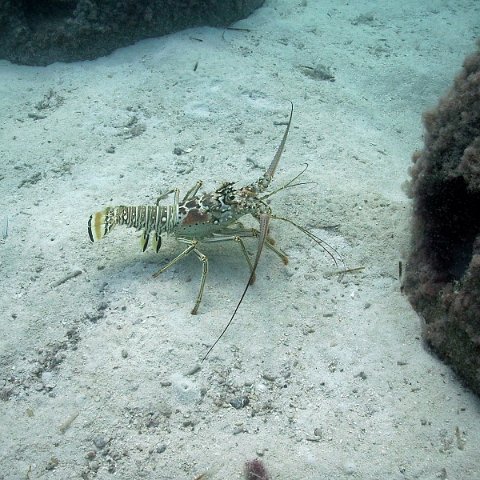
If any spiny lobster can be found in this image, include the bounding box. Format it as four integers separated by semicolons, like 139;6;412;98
88;103;342;359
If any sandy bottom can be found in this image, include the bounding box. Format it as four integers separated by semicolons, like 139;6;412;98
1;1;479;478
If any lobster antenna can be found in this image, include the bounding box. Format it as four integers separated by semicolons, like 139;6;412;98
272;215;345;268
202;102;293;361
202;214;270;361
260;163;311;201
263;101;294;183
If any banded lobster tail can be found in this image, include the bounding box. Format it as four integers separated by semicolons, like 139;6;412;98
88;203;179;253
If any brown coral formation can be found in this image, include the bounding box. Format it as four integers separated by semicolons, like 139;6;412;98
0;0;264;66
404;42;480;395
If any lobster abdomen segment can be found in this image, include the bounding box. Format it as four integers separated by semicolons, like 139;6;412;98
88;205;178;245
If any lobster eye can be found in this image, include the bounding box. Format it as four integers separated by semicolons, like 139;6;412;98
225;193;236;204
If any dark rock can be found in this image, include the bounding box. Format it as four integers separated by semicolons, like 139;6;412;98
0;0;264;66
93;435;107;449
229;395;249;409
404;41;480;396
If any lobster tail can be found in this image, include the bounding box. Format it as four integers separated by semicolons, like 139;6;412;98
88;204;178;245
88;207;116;242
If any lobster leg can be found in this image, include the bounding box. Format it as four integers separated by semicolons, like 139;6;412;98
190;247;208;315
207;227;289;280
152;226;285;316
152;239;208;314
182;181;203;202
204;232;256;283
156;187;179;205
152;240;197;278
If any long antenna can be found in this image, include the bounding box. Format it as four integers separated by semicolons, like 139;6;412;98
263;102;294;183
202;104;293;361
202;214;270;361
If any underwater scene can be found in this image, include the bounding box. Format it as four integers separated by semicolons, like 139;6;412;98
0;0;479;478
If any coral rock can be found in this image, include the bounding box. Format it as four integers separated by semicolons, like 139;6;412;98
404;41;480;395
0;0;264;66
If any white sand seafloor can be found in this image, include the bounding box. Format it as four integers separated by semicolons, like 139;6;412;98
1;0;480;478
